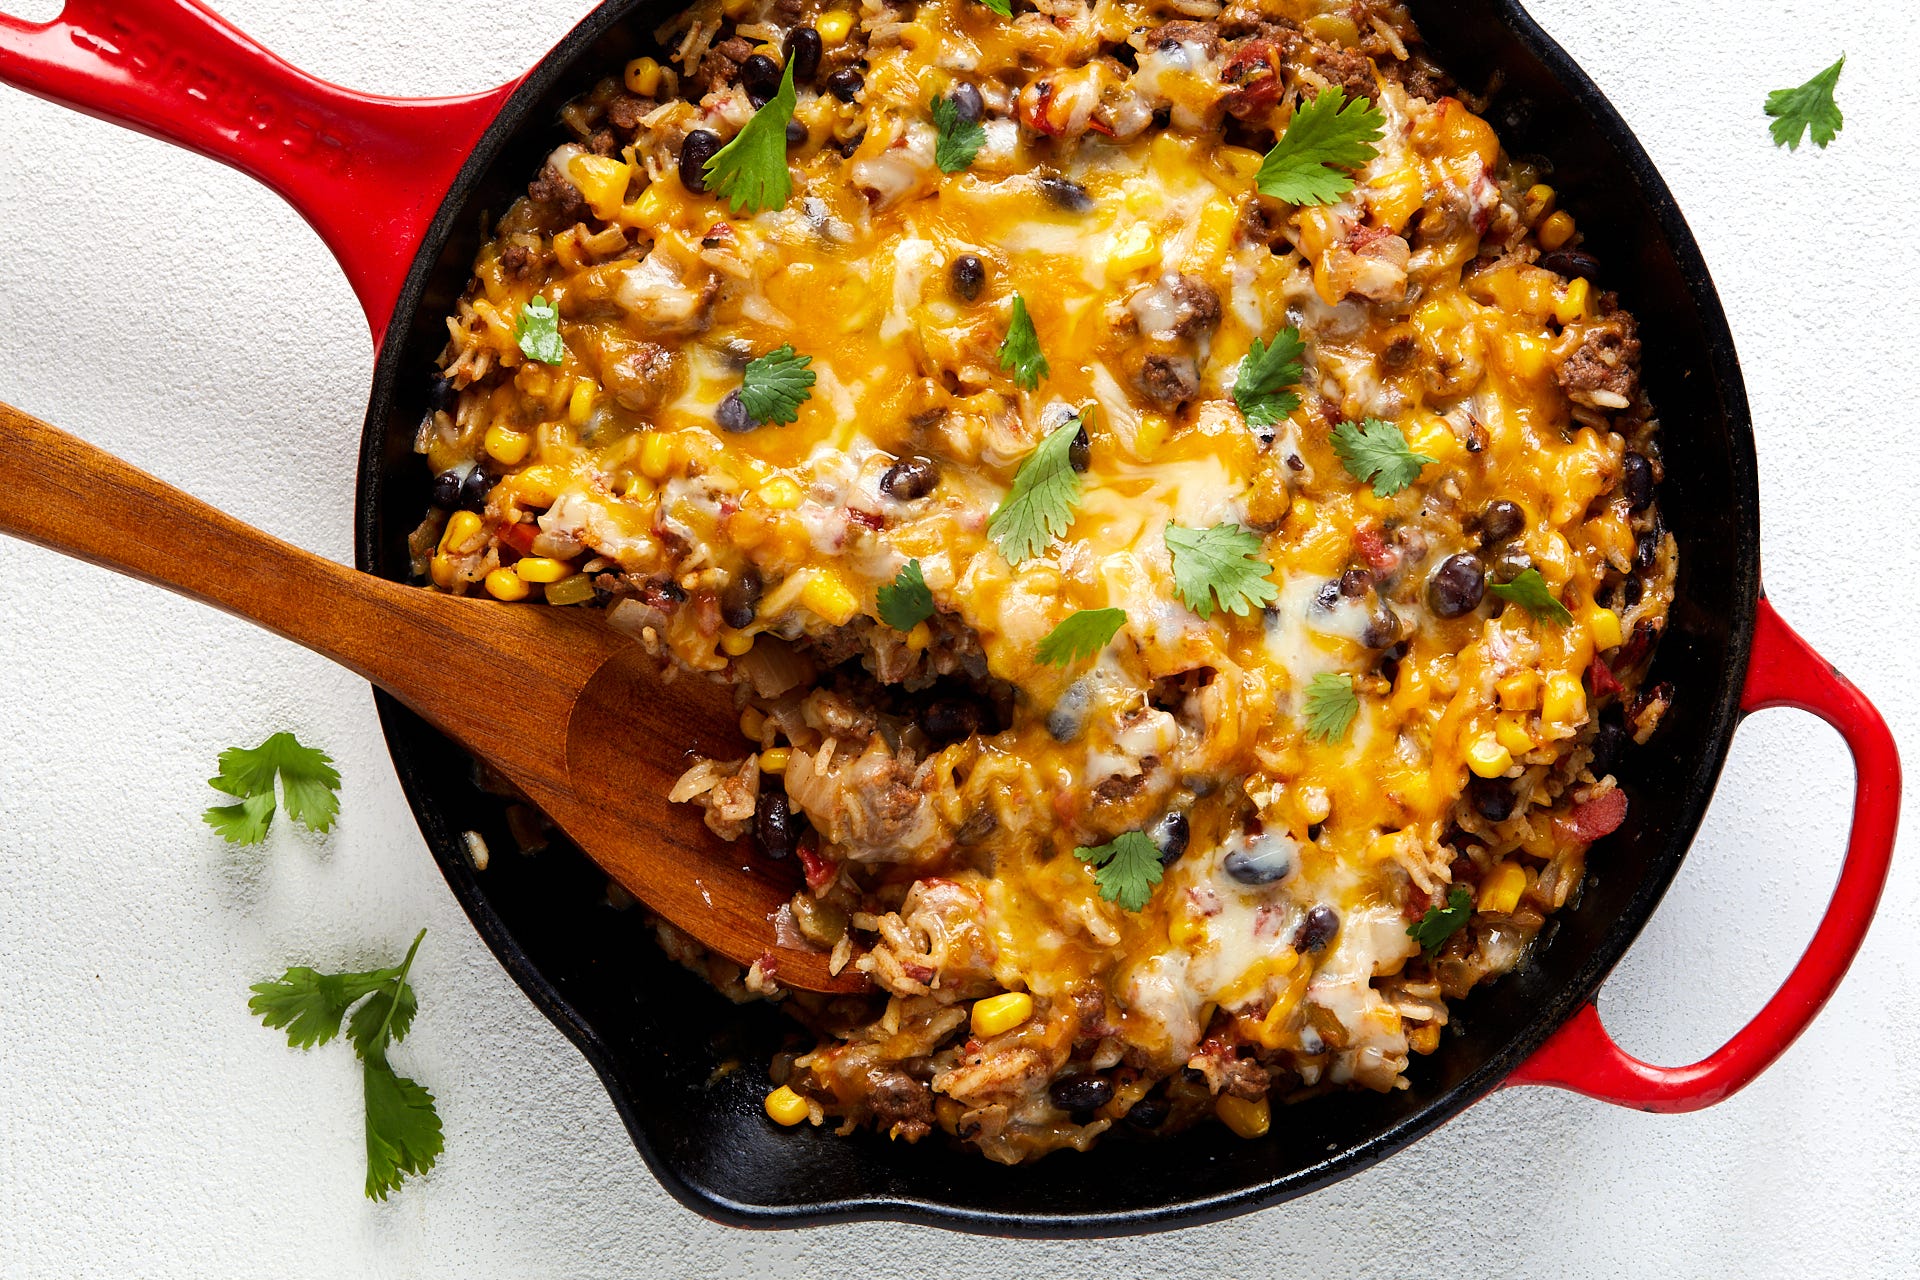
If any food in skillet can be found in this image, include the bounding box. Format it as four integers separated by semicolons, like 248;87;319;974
412;0;1674;1161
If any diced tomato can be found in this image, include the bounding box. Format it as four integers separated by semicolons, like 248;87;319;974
497;521;538;557
797;839;836;893
1587;654;1623;697
1354;526;1401;576
1560;788;1629;842
756;950;779;977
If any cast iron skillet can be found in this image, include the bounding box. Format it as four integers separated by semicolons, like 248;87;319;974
1;0;1900;1235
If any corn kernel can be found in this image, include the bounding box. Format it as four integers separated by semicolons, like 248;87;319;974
1589;606;1624;652
1215;1094;1270;1140
568;154;632;221
905;621;932;652
720;629;756;657
739;707;767;739
514;556;571;584
800;570;860;626
1543;671;1587;725
1189;198;1237;265
1554;276;1592;325
720;0;753;17
568;381;596;427
638;432;674;479
754;41;782;60
624;56;661;96
623;182;670;228
971;991;1034;1038
817;9;853;45
428;554;457;589
1479;862;1528;914
507;462;566;510
1495;711;1535;757
1538;210;1577;250
759;476;804;510
1168;912;1205;947
764;1085;809;1126
1105;221;1159;278
759;747;791;775
484;568;531;602
440;509;485;554
1526;183;1556;218
1466;736;1513;778
1497;671;1541;711
1215;144;1264;183
1133;412;1171;460
485;423;532;466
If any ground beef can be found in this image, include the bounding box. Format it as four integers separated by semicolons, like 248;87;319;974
1218;1057;1272;1101
1145;20;1224;56
606;91;654;133
587;127;617;156
866;1068;935;1139
773;0;805;16
699;36;756;93
1135;352;1200;408
527;162;588;224
499;244;535;279
1382;55;1450;102
1313;45;1379;101
1556;310;1642;408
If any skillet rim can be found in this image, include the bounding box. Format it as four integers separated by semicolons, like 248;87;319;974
354;0;1762;1234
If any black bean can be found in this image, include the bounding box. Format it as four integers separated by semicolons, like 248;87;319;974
1623;577;1644;609
427;374;459;414
785;118;808;147
720;566;763;629
825;67;864;102
880;456;939;500
1588;716;1627;777
678;129;721;192
1224;840;1291;885
1047;680;1092;742
1314;580;1342;611
783;27;822;83
949;82;984;124
741;54;782;104
1049;1074;1114;1114
716;389;754;433
429;469;463;511
1539;249;1601;281
1339;568;1371;598
1153;811;1191;865
1037;174;1095;213
1633;530;1660;573
1292;905;1339;953
1491;546;1533;586
1360;607;1402;650
949;253;986;301
1621;451;1654;511
754;789;794;859
1477;499;1525;548
1126;1094;1170;1130
1069;423;1091;473
922;697;985;744
1427;553;1486;618
1468;775;1515;822
458;466;493;513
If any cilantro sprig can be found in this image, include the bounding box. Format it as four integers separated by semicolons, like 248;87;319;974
203;732;341;846
250;929;443;1200
1037;607;1127;666
1765;56;1845;151
1331;418;1433;498
1074;831;1163;912
704;59;797;213
1165;522;1278;621
1489;568;1573;625
1408;885;1473;955
1256;87;1386;206
514;295;565;365
987;417;1083;562
877;559;935;631
998;294;1049;390
931;93;987;173
739;344;815;425
972;0;1013;14
1233;327;1307;427
1302;672;1359;743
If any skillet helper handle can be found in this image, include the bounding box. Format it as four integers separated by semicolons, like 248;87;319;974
0;0;517;346
1507;598;1900;1110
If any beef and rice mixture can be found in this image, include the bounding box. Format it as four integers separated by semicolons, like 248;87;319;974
413;0;1674;1161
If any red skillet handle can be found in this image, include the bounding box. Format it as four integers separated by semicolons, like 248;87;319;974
0;0;521;348
1507;597;1900;1110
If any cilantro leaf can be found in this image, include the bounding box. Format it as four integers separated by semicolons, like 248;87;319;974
998;294;1049;391
1256;87;1386;206
1489;568;1573;625
738;344;815;426
347;981;419;1057
1331;417;1434;498
1036;607;1127;666
1765;56;1845;151
877;559;935;631
1408;885;1473;955
987;418;1083;562
249;966;399;1051
1233;327;1307;428
1165;522;1278;621
1073;831;1164;912
931;93;987;173
972;0;1013;14
514;295;565;365
1303;672;1359;743
363;1056;443;1202
203;732;341;845
704;59;797;213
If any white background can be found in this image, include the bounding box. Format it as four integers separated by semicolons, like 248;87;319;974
1;1;1913;1275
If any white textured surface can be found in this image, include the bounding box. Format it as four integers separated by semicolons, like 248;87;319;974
0;1;1914;1274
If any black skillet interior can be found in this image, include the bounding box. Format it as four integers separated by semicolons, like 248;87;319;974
355;0;1759;1235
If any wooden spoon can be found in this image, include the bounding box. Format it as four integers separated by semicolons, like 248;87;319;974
0;402;866;994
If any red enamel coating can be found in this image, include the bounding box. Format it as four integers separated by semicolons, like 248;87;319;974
0;0;521;348
1507;598;1901;1109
